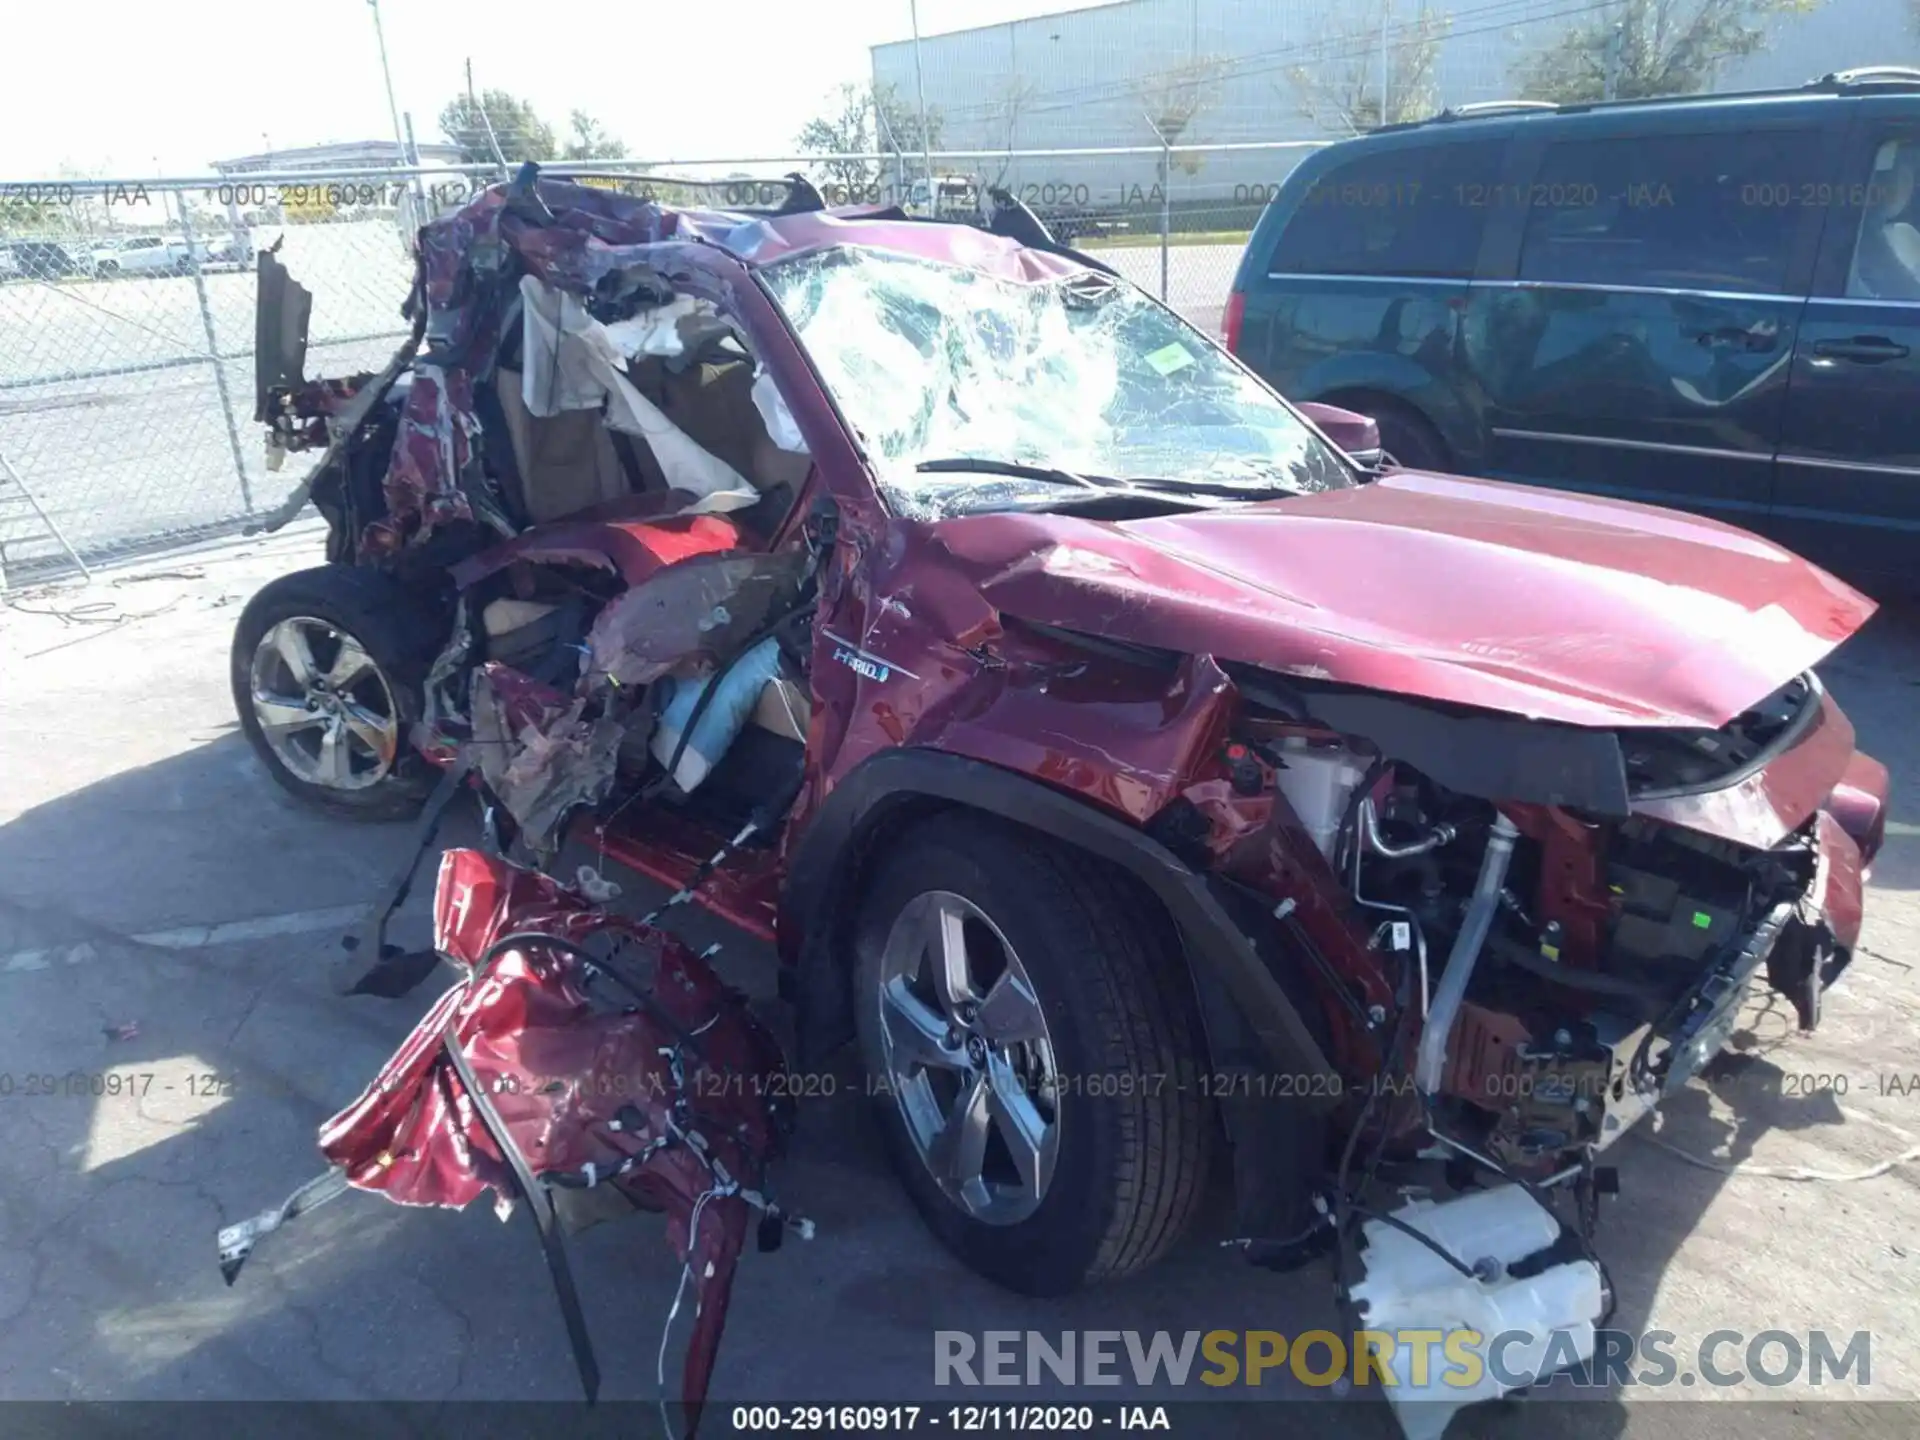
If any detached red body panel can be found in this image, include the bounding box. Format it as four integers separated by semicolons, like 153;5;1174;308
318;849;787;1422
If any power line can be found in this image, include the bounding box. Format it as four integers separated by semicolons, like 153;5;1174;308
978;0;1596;121
896;0;1613;123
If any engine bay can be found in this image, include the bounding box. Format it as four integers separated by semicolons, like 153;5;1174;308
1233;702;1830;1183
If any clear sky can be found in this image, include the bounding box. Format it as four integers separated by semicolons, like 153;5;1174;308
0;0;1107;178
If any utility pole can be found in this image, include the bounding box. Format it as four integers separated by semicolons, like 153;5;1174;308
468;58;510;176
1140;108;1173;302
908;0;935;208
367;0;407;155
1603;21;1624;101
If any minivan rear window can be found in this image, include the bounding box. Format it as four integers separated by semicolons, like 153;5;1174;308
1517;129;1825;295
1268;141;1499;279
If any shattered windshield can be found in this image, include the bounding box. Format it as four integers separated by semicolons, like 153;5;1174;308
760;246;1353;519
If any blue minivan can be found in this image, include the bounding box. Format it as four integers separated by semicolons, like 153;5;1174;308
1225;67;1920;590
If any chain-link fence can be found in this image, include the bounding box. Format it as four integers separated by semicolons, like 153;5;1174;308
0;148;1323;585
0;169;468;584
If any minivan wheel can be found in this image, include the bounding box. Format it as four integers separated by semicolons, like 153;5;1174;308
852;813;1214;1296
1366;401;1450;473
231;566;442;821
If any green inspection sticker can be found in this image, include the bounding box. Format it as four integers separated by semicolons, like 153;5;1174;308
1144;342;1195;376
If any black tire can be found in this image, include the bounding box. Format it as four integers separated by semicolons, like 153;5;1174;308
230;565;445;821
1364;399;1451;473
852;812;1214;1296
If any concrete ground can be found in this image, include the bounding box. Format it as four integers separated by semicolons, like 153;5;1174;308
0;525;1916;1437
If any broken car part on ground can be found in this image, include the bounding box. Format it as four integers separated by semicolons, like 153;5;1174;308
220;165;1889;1432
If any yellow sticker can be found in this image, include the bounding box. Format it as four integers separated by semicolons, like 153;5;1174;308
1144;342;1195;376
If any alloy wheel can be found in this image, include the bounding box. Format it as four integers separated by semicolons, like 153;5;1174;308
248;615;401;791
873;890;1061;1225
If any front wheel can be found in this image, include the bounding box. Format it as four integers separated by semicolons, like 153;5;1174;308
1367;402;1451;473
852;813;1215;1296
231;566;443;821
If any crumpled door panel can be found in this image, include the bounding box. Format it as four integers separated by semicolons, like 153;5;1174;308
308;848;797;1424
582;548;810;691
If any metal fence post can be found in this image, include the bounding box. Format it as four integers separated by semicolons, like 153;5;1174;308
0;145;1332;572
177;195;254;514
1160;139;1172;302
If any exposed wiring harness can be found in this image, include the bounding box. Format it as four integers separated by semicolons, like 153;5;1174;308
1315;889;1618;1324
656;1185;724;1440
470;924;813;1436
1638;1130;1920;1183
1638;1103;1920;1183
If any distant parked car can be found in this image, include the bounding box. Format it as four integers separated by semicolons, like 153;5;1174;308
1224;65;1920;592
0;240;89;281
902;174;1127;245
94;236;209;276
205;234;255;270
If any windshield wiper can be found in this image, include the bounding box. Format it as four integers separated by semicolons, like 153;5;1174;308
1116;473;1303;500
914;457;1104;490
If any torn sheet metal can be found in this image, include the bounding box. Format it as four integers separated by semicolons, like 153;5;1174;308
218;1167;352;1283
250;332;422;535
316;847;796;1427
518;276;760;514
583;550;809;691
364;360;494;554
602;294;738;364
470;662;622;856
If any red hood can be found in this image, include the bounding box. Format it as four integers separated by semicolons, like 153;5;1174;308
936;470;1875;728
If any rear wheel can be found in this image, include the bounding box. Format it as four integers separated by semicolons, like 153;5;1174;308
231;566;443;821
852;813;1214;1295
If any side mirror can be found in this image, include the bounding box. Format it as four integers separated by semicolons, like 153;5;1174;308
1295;402;1383;470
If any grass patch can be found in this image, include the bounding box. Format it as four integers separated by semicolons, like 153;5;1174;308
1078;229;1252;250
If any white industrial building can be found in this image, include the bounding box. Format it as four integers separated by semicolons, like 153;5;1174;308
210;139;465;176
869;0;1916;212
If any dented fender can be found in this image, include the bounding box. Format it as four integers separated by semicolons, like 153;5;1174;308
780;746;1338;1105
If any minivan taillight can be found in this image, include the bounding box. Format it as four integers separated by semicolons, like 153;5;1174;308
1222;290;1245;354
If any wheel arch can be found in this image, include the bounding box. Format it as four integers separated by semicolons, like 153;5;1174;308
778;749;1339;1115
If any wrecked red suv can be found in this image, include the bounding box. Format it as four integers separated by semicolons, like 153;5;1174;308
224;169;1888;1418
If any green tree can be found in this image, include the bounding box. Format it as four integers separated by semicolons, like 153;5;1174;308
439;90;556;165
561;111;629;161
797;81;943;192
1286;2;1452;133
0;197;61;233
1513;0;1820;104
